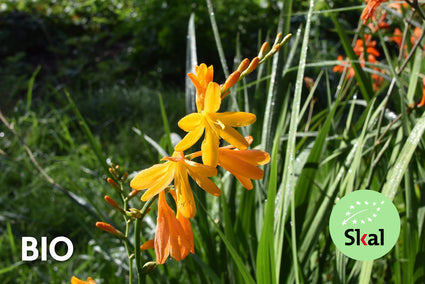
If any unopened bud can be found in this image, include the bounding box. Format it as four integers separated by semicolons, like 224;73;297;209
109;167;118;179
96;222;125;239
104;195;124;214
222;71;240;93
272;43;282;53
127;208;142;219
258;42;269;59
236;58;250;73
273;33;283;47
107;177;121;192
141;261;158;274
127;189;140;200
247;57;259;72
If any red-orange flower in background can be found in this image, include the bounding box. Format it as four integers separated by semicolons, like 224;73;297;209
361;0;388;23
71;276;96;284
333;34;384;91
154;191;194;264
130;151;220;218
175;82;256;167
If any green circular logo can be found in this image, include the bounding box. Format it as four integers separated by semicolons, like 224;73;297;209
329;190;400;260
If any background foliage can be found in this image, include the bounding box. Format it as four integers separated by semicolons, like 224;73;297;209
1;0;425;283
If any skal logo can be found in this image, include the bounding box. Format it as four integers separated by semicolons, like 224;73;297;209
329;190;400;260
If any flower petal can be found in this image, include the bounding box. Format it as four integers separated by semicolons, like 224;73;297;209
174;163;196;218
130;162;170;190
174;126;205;152
204;82;221;113
201;123;220;166
212;112;256;127
219;125;249;150
140;239;154;250
233;175;254;190
219;149;264;180
225;148;270;166
140;163;175;201
155;192;172;264
178;113;203;131
186;163;221;196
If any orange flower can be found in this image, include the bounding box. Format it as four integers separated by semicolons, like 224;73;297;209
410;27;422;45
333;55;355;79
175;82;256;166
192;136;270;189
71;276;96;284
130;151;220;218
217;137;270;189
154;191;194;264
188;63;214;112
390;28;403;48
361;0;388;23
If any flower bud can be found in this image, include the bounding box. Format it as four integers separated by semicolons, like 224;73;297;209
96;222;125;239
107;177;121;192
127;208;142;219
236;58;250;73
258;42;269;59
141;261;158;274
104;195;125;214
247;57;259;73
222;71;240;93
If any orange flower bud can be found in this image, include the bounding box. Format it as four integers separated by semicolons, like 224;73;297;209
104;195;119;208
272;43;282;53
237;58;250;73
96;222;125;239
273;32;283;46
258;42;269;59
107;177;121;192
127;189;140;199
247;57;259;72
222;71;240;92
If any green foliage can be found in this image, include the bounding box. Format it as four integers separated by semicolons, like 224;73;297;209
1;0;425;283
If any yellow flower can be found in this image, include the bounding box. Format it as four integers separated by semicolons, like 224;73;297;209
154;190;194;264
130;151;220;218
71;276;96;284
188;63;214;112
175;82;256;166
192;136;270;189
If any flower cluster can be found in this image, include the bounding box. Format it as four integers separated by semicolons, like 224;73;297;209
334;2;425;92
132;65;268;262
333;33;384;91
129;34;291;264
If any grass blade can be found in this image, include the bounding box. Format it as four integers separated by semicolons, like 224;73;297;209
274;1;315;282
186;13;197;114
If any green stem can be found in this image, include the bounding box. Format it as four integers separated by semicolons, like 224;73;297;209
135;217;143;284
135;194;160;283
121;190;134;284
